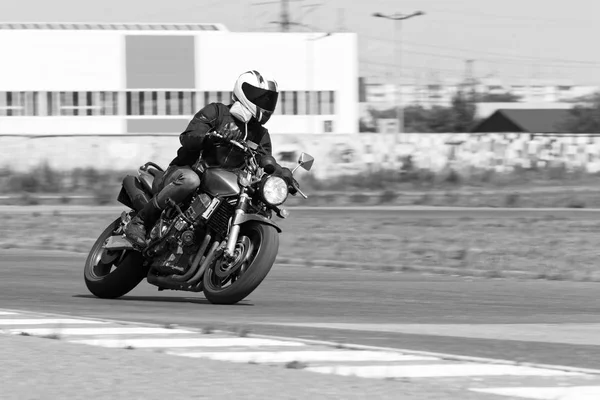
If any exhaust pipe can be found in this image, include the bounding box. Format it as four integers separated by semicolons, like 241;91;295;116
146;273;204;292
170;234;212;282
186;240;223;287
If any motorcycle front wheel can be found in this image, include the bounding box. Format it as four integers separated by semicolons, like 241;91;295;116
84;217;148;299
203;222;279;305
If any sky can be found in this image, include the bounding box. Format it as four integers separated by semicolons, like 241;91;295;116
2;0;600;86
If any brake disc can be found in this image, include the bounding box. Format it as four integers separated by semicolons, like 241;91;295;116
214;236;253;278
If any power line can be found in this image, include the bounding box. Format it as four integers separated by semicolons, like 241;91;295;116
359;59;534;81
414;14;597;32
430;8;598;24
362;35;600;66
396;49;600;70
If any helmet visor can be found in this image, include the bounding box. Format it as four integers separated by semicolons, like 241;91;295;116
242;82;279;112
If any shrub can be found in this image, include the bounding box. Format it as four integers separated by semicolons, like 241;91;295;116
349;193;370;204
379;189;399;204
504;192;520;207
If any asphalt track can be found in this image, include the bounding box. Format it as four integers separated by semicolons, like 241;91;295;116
4;204;600;219
2;247;600;372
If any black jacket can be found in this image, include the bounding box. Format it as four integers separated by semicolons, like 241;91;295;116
170;102;272;170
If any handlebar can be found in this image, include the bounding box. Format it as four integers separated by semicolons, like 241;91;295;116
292;180;308;199
207;131;247;151
208;130;307;199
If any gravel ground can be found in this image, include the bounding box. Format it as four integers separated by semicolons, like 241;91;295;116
0;334;497;400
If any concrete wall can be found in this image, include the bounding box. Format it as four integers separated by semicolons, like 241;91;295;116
4;132;600;179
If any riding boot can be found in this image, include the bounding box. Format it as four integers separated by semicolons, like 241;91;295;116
125;197;163;247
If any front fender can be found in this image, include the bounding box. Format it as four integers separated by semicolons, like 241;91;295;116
233;213;282;233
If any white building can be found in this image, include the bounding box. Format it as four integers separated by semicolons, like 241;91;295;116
0;23;358;135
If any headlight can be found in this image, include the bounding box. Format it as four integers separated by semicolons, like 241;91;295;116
262;176;288;206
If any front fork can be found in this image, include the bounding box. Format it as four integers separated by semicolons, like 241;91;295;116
223;191;250;260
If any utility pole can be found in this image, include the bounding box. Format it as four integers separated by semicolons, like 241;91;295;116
372;11;425;145
337;8;346;32
464;59;476;102
281;0;290;32
464;59;474;88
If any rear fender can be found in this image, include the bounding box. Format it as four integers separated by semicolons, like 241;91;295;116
233;213;282;233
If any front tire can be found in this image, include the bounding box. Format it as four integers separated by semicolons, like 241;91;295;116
203;222;279;305
84;217;147;299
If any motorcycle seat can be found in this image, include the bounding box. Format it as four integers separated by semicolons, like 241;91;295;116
139;168;164;195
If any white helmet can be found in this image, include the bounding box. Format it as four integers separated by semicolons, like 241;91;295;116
232;70;279;125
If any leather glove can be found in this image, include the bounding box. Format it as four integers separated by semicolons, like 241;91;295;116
221;122;244;142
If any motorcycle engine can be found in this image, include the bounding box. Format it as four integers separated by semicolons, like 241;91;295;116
149;193;214;275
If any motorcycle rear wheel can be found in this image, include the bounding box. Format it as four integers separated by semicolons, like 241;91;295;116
84;217;147;299
203;222;279;305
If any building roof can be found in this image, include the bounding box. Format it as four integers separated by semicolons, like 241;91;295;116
475;102;574;119
0;22;228;31
471;109;572;133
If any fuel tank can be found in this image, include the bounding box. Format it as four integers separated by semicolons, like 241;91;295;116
201;169;241;197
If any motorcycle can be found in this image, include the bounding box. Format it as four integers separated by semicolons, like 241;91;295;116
83;131;314;304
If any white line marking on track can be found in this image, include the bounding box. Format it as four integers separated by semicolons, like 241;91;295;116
170;350;439;363
306;364;585;379
5;327;196;336
70;337;306;348
0;318;107;325
471;386;600;400
0;312;18;315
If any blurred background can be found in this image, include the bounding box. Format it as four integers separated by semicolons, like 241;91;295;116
4;5;600;397
1;0;600;208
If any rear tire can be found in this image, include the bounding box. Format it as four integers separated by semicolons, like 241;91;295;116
84;217;147;299
203;222;279;305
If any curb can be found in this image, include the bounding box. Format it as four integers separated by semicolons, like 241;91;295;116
3;307;600;376
244;331;600;376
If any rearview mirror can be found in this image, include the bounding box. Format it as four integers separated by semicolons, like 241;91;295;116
297;153;314;171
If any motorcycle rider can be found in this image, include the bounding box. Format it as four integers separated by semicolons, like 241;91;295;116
125;70;281;248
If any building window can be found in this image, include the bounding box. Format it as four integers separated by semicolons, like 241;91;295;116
204;92;219;105
100;92;118;116
151;91;158;115
308;91;320;115
316;91;322;115
47;92;59;115
191;92;198;113
319;91;335;115
0;92;22;116
0;91;40;116
126;92;138;116
292;92;298;115
59;92;77;116
85;92;93;116
177;91;185;115
296;91;307;115
0;90;336;118
279;92;286;115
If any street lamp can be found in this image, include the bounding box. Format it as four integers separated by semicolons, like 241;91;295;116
372;11;425;144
